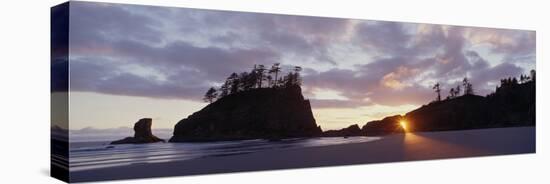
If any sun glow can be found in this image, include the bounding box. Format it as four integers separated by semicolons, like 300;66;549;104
399;120;408;132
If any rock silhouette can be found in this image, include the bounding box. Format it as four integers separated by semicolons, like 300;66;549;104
362;80;535;136
322;124;364;137
361;115;404;136
170;85;322;142
110;118;165;144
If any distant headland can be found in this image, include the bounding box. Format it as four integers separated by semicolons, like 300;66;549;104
363;71;535;136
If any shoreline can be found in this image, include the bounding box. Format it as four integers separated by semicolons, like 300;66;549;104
71;126;535;182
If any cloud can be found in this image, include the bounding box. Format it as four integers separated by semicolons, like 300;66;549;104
355;22;412;56
467;27;535;55
70;2;164;45
66;1;535;108
303;23;533;108
69;40;279;99
310;99;373;108
69;57;210;100
380;66;420;90
207;11;352;64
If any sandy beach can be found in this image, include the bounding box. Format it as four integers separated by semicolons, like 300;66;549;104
71;127;535;182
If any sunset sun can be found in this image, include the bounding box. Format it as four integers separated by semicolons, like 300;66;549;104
399;120;408;132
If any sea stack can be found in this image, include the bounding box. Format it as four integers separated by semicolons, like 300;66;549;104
110;118;165;144
169;85;322;142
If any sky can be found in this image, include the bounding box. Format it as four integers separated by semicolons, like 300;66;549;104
61;1;535;131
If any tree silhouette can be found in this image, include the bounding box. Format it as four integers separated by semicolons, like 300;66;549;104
493;71;535;94
204;63;305;102
449;88;456;99
520;75;526;83
462;77;474;95
239;72;255;91
282;73;292;88
219;80;230;97
462;77;469;94
433;83;441;101
255;64;267;88
466;84;474;95
293;66;303;86
228;73;240;94
447;84;462;100
203;87;218;103
269;63;281;87
282;66;303;88
499;77;520;90
266;75;273;87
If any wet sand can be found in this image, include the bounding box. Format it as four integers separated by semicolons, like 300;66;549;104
71;127;535;183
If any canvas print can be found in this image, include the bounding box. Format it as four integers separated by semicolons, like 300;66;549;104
51;1;536;183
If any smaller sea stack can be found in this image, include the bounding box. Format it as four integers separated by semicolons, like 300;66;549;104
110;118;165;144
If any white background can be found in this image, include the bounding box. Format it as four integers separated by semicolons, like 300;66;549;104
0;0;548;183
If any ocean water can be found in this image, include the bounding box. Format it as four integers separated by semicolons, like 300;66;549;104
69;136;380;172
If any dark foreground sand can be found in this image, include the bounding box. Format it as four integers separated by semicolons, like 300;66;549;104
71;127;535;182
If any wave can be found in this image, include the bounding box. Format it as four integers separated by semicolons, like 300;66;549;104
69;136;380;171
